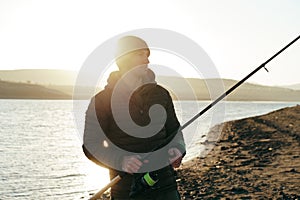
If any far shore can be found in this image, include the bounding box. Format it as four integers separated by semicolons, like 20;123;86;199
1;76;300;101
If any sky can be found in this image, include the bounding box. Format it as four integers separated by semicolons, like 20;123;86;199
0;0;299;86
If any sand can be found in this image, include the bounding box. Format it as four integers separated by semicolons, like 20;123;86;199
177;105;300;199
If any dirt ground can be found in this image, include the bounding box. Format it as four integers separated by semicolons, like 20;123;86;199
177;105;300;199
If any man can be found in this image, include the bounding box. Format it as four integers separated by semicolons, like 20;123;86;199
83;36;186;200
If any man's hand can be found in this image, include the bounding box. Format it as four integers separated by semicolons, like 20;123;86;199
168;148;183;168
121;155;148;174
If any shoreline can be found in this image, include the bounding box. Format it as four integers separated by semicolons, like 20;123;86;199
177;105;300;199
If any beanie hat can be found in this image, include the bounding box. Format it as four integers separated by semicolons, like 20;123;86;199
115;36;150;59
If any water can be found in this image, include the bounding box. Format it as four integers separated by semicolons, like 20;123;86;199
0;100;298;199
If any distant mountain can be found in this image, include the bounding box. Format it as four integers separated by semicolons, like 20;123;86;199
0;80;71;99
1;69;300;101
45;76;300;101
157;76;300;102
280;84;300;91
0;69;77;85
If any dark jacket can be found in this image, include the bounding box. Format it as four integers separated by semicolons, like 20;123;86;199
83;69;185;198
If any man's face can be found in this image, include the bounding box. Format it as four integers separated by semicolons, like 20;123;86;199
125;49;150;77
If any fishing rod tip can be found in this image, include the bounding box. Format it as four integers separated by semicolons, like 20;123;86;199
264;67;269;72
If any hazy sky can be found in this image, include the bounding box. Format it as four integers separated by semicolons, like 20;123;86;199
0;0;299;86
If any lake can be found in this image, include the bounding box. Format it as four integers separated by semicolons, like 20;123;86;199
0;100;298;199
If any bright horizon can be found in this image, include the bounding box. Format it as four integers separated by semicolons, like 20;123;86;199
0;0;300;86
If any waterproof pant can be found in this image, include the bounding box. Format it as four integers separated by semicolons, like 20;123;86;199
111;190;181;200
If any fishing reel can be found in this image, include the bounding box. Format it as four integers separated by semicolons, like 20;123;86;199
129;172;159;198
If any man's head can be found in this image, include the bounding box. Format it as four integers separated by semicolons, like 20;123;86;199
115;36;150;76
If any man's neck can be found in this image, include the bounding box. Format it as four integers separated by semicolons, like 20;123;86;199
121;71;143;91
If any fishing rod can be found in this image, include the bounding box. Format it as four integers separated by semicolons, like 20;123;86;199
90;34;300;200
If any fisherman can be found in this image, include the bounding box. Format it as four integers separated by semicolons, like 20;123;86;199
82;35;186;200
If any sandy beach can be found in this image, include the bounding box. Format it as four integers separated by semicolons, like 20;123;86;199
177;105;300;199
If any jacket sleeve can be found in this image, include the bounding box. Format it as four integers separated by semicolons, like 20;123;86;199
164;92;186;157
82;96;124;169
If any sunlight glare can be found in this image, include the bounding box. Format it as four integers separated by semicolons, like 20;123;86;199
82;160;110;192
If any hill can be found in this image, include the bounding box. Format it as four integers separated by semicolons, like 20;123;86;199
0;80;71;99
280;83;300;91
157;76;300;101
43;76;300;101
1;69;300;101
44;77;300;101
0;69;77;85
